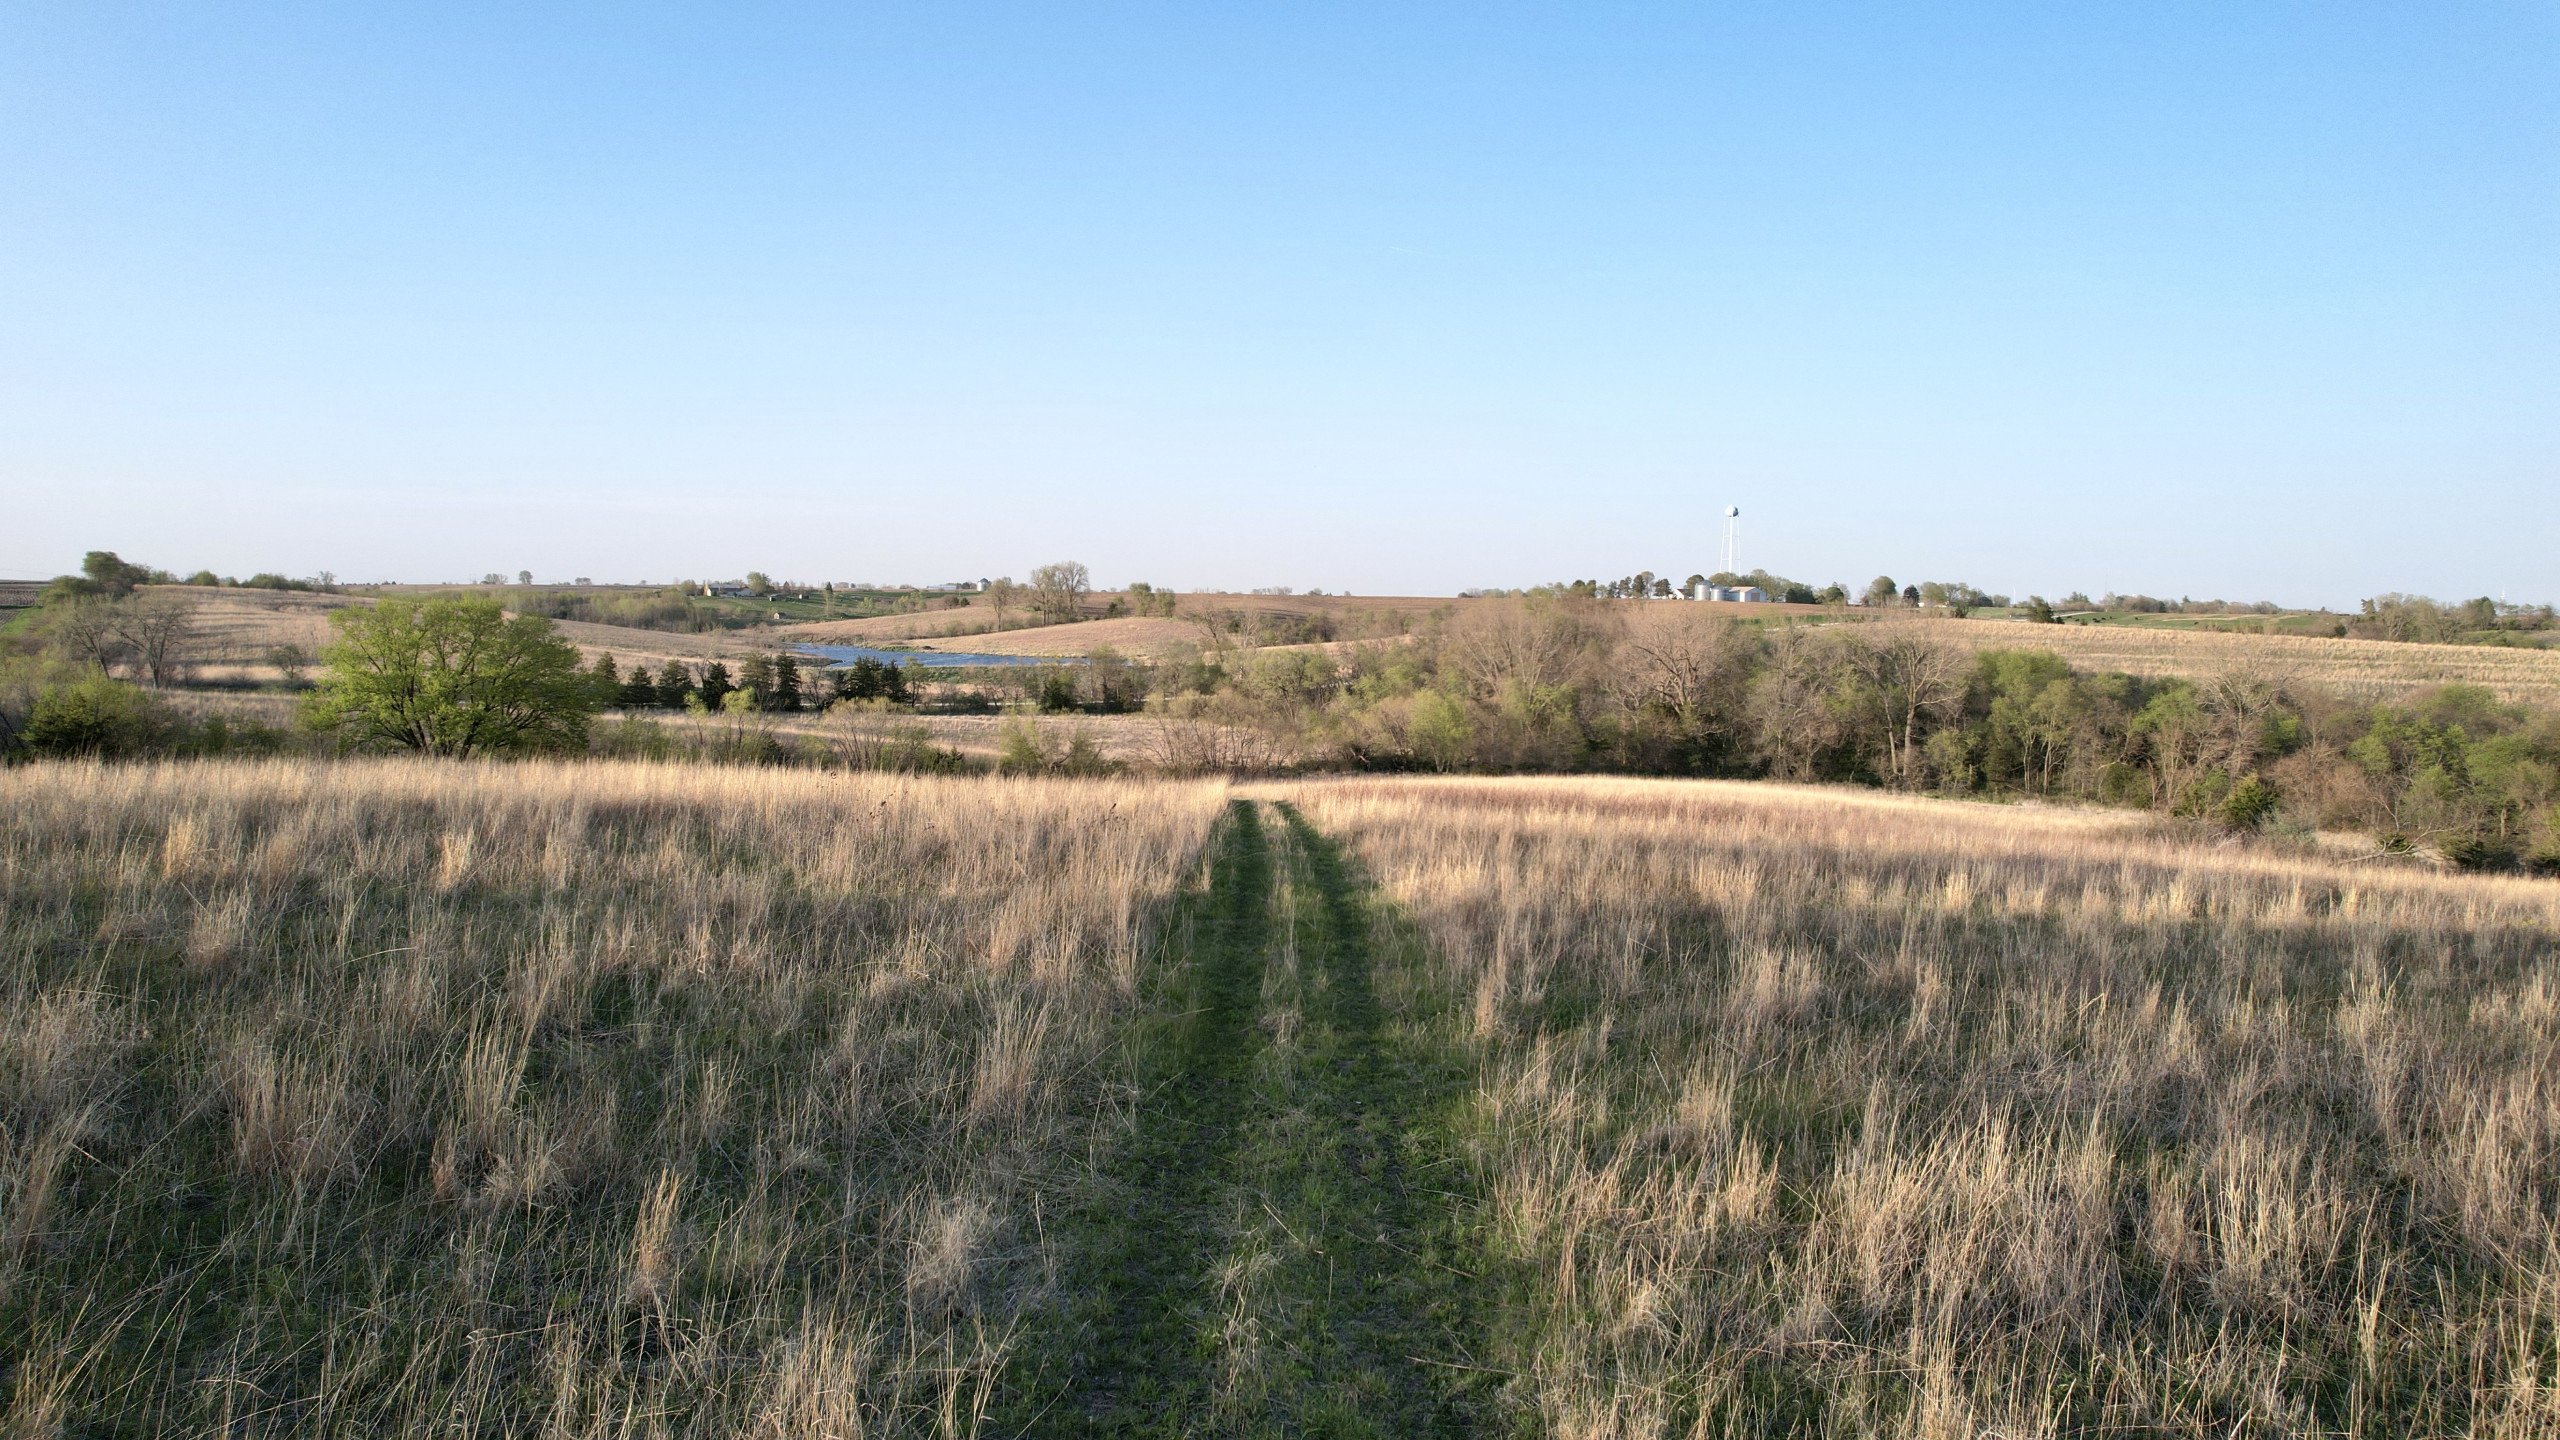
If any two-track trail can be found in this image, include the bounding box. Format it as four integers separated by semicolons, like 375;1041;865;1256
1003;799;1511;1437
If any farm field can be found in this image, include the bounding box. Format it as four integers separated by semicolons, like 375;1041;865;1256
8;761;2560;1434
1866;614;2560;704
777;614;1210;659
162;586;363;664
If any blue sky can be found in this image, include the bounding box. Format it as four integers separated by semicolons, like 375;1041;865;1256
3;3;2553;604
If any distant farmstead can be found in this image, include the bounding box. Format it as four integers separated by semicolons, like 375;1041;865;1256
1689;582;1767;603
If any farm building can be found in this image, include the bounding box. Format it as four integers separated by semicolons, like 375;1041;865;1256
1688;582;1767;603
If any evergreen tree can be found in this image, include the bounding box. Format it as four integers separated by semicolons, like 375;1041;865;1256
589;653;621;705
656;662;694;709
698;661;735;709
618;666;659;707
738;653;775;709
833;657;892;702
773;652;802;712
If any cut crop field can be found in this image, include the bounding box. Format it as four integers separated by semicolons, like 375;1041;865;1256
9;761;2560;1436
1870;614;2560;704
140;587;763;680
156;586;366;662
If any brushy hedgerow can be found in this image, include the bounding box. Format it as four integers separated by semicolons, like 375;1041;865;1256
1274;775;2560;1439
0;758;1224;1436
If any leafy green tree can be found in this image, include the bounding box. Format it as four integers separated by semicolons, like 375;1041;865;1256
304;597;597;757
745;571;774;594
82;551;159;596
1407;691;1474;771
1861;576;1899;608
1125;581;1179;618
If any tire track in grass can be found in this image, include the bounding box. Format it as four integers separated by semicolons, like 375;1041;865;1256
1006;801;1513;1436
1009;799;1276;1436
1265;802;1511;1437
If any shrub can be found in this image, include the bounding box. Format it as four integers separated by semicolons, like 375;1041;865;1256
21;677;166;758
2440;829;2519;870
2220;774;2280;830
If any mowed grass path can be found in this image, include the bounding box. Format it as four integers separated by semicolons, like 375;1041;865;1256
1006;801;1513;1436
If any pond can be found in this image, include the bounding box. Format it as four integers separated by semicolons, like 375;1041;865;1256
792;644;1083;670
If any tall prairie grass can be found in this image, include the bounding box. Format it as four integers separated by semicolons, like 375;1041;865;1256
1277;775;2560;1437
0;758;1224;1435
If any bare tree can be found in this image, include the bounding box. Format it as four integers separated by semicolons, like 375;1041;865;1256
1028;562;1091;625
1442;594;1617;702
113;592;201;687
35;595;128;673
2196;664;2288;774
986;577;1024;630
1617;610;1761;738
1853;631;1967;786
1748;628;1855;781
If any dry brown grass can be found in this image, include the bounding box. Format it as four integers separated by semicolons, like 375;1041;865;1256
1269;774;2560;1437
1867;615;2560;704
152;585;366;663
0;758;1226;1434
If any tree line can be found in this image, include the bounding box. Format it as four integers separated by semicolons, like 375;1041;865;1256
7;580;2555;870
1145;596;2560;869
591;650;914;712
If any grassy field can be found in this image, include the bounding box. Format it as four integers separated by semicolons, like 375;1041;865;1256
1275;775;2560;1436
11;760;2560;1435
0;760;1226;1435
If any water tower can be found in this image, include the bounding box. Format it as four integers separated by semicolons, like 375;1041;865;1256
1721;506;1741;578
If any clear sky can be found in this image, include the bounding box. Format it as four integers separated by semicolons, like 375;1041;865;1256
3;3;2553;605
